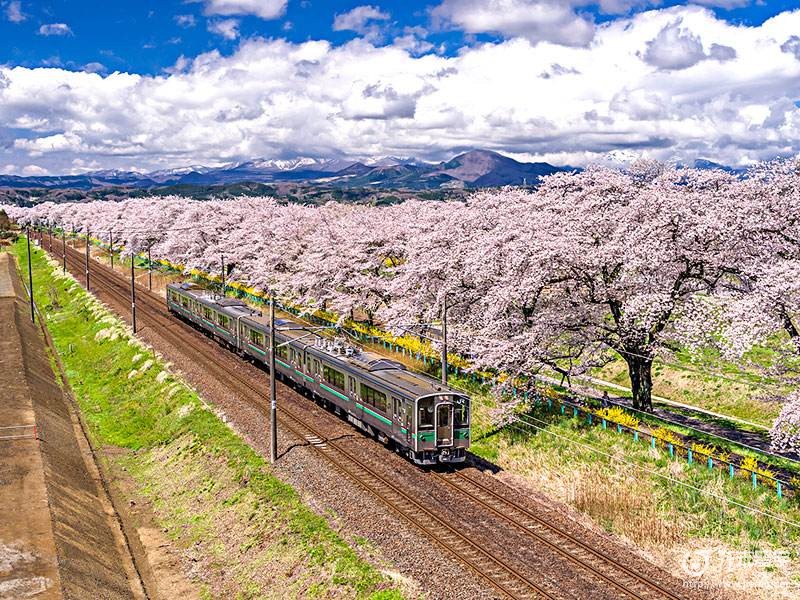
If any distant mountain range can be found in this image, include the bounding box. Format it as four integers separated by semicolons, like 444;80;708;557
0;150;575;191
0;151;745;192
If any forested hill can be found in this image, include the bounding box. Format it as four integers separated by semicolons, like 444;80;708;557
0;182;467;208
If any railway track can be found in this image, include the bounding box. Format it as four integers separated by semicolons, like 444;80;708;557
45;237;689;600
432;470;683;600
52;240;554;600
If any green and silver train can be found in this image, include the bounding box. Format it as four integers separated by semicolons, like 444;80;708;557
166;283;470;464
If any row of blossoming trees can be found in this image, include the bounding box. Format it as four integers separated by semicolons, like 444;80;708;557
7;160;800;452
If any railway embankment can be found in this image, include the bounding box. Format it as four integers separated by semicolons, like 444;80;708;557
7;241;404;599
0;252;145;600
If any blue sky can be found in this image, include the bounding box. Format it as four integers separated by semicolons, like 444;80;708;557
0;1;795;74
1;1;800;175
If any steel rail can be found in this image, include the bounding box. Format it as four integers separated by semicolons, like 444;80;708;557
55;243;554;600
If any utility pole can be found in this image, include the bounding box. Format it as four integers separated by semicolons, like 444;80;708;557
441;297;448;386
85;229;90;291
147;245;153;291
130;256;137;334
109;230;114;269
221;254;226;297
61;229;66;274
48;227;52;252
269;295;277;463
26;228;34;323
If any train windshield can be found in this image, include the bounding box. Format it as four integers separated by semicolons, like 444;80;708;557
418;397;435;430
417;394;470;430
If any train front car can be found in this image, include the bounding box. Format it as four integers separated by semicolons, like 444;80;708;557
413;392;470;465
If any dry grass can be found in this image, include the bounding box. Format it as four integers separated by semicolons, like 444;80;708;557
478;425;800;600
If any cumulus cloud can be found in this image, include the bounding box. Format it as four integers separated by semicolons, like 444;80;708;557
1;6;800;174
393;27;435;56
208;18;240;40
431;0;595;46
83;62;107;74
192;0;286;20
4;0;24;23
709;43;736;61
175;14;197;28
782;36;800;61
38;23;72;36
21;165;49;176
692;0;750;8
333;5;390;37
643;20;706;70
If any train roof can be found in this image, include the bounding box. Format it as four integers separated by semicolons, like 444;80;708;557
168;282;466;400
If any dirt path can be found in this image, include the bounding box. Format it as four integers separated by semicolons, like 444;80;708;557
0;251;145;600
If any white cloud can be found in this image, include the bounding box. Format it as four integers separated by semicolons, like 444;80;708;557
83;62;107;74
393;27;435;56
692;0;750;8
431;0;595;46
175;14;197;28
643;20;706;69
643;18;740;70
333;5;390;36
21;164;49;176
192;0;286;20
1;6;800;174
208;18;240;40
38;23;72;36
782;36;800;61
4;0;24;23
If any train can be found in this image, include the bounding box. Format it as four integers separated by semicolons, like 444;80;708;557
166;282;470;464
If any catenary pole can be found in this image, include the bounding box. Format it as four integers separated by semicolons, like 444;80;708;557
85;228;90;291
62;229;66;273
148;245;153;291
441;297;448;386
109;230;114;269
270;295;277;463
221;254;226;297
26;228;34;323
130;255;137;333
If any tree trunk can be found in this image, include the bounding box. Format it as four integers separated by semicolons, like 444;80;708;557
781;308;800;353
625;353;653;411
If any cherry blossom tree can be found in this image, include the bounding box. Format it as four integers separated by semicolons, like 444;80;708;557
5;161;793;416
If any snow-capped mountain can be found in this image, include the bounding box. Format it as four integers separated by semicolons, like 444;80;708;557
0;149;735;192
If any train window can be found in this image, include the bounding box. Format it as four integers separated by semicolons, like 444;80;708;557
203;306;214;320
418;398;434;429
277;345;288;359
392;397;402;420
181;296;189;308
348;376;356;393
249;329;264;346
312;359;320;375
218;314;230;329
360;383;387;413
323;365;345;391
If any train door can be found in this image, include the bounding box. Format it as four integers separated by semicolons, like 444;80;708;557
392;397;404;439
436;403;453;447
